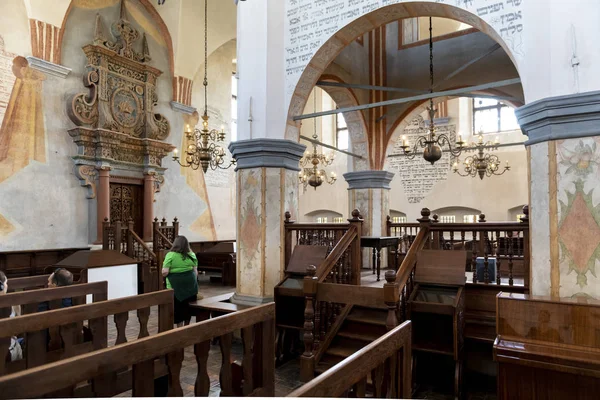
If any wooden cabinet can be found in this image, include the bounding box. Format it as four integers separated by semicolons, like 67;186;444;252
408;250;466;399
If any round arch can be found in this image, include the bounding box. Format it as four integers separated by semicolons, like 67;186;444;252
285;1;521;142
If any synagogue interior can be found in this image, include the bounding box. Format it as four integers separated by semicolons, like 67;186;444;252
0;0;599;399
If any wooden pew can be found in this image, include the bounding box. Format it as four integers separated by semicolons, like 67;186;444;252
0;247;90;278
289;320;412;398
195;242;236;286
494;293;600;400
6;275;51;292
0;303;275;399
0;281;107;318
0;289;173;379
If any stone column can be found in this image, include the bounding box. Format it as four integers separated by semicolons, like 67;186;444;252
143;173;155;242
96;167;111;243
229;139;306;305
517;90;600;299
343;171;395;270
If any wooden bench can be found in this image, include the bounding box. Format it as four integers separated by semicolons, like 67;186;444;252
0;289;173;379
0;281;108;318
195;242;236;286
0;247;90;278
6;275;51;292
494;293;600;400
0;303;275;399
290;320;412;398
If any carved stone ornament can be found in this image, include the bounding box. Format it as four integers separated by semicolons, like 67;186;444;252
154;174;165;194
74;165;99;199
67;1;170;142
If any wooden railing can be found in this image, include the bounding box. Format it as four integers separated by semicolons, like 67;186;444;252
292;320;412;398
0;303;275;399
301;268;402;381
284;209;362;284
153;217;178;252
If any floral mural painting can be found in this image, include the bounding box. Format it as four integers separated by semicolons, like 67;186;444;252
558;140;600;177
558;180;600;288
557;138;600;297
240;195;261;263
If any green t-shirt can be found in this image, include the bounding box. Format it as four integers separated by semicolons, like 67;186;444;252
163;251;197;289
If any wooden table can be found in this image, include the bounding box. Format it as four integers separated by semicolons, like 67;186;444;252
360;236;400;281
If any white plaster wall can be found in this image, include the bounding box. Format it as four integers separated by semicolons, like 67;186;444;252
0;0;32;56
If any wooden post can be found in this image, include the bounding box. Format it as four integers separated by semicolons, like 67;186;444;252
161;217;167;227
478;213;486;255
173;217;179;237
300;265;318;382
348;209;363;285
417;208;432;248
431;214;440;249
102;218;110;250
284;211;294;270
384;271;399;331
152;218;159;252
127;218;134;258
114;220;123;253
521;205;530;292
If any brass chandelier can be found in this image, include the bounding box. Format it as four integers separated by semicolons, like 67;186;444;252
172;0;235;173
299;93;337;190
453;133;510;179
399;17;465;165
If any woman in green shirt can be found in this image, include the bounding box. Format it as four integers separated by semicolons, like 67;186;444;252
162;236;198;327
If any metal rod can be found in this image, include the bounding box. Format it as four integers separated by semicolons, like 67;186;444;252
294;78;522;121
386;141;526;157
299;135;364;159
433;44;501;89
317;81;428;95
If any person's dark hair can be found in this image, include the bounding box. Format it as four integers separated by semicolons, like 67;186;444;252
0;270;6;292
171;236;191;260
51;268;73;287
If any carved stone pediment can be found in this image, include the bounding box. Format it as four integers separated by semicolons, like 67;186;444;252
68;3;170;143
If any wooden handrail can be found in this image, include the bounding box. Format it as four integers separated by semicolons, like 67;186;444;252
129;230;157;263
154;229;173;250
430;222;528;230
291;320;412;398
0;303;276;399
395;227;428;285
316;225;357;282
0;282;108;311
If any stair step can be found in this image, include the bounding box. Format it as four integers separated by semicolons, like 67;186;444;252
325;343;362;358
337;329;381;342
346;308;388;327
315;354;345;375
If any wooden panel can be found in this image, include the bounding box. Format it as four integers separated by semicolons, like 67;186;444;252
497;293;600;348
286;245;328;275
416;250;467;286
316;283;384;308
110;183;144;237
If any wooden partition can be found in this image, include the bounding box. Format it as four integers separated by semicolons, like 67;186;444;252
6;275;51;292
0;303;275;399
291;320;412;398
0;248;90;278
0;289;173;381
494;293;600;399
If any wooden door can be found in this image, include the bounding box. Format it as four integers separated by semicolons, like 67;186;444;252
110;183;144;237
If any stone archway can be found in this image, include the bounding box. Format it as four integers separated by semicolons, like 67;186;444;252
284;1;523;142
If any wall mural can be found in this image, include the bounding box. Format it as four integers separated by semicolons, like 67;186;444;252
557;138;600;299
388;116;456;204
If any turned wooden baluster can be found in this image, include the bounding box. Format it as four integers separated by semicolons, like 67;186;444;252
496;231;502;285
167;349;184;396
508;230;514;286
137;307;150;338
483;230;490;284
301;265;317;382
220;332;234;396
60;323;78;358
314;301;321;350
133;359;155;397
384;271;399;331
241;326;255;395
373;364;385;398
114;312;128;345
194;340;211;396
472;230;478;284
320;302;327;342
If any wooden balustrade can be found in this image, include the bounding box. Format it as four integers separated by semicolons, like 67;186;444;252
0;303;275;399
292;320;412;398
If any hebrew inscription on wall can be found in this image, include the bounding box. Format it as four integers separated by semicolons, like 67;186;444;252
388;116;456;204
0;36;16;129
284;0;525;105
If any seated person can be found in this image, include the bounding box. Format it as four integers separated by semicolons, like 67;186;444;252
37;268;74;312
0;270;23;361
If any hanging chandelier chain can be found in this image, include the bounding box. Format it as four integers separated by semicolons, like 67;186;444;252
203;0;208;115
429;16;434;93
313;92;318;140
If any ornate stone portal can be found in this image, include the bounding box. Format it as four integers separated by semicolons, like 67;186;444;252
67;2;173;242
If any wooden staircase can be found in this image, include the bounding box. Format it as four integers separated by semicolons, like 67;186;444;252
315;306;388;375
